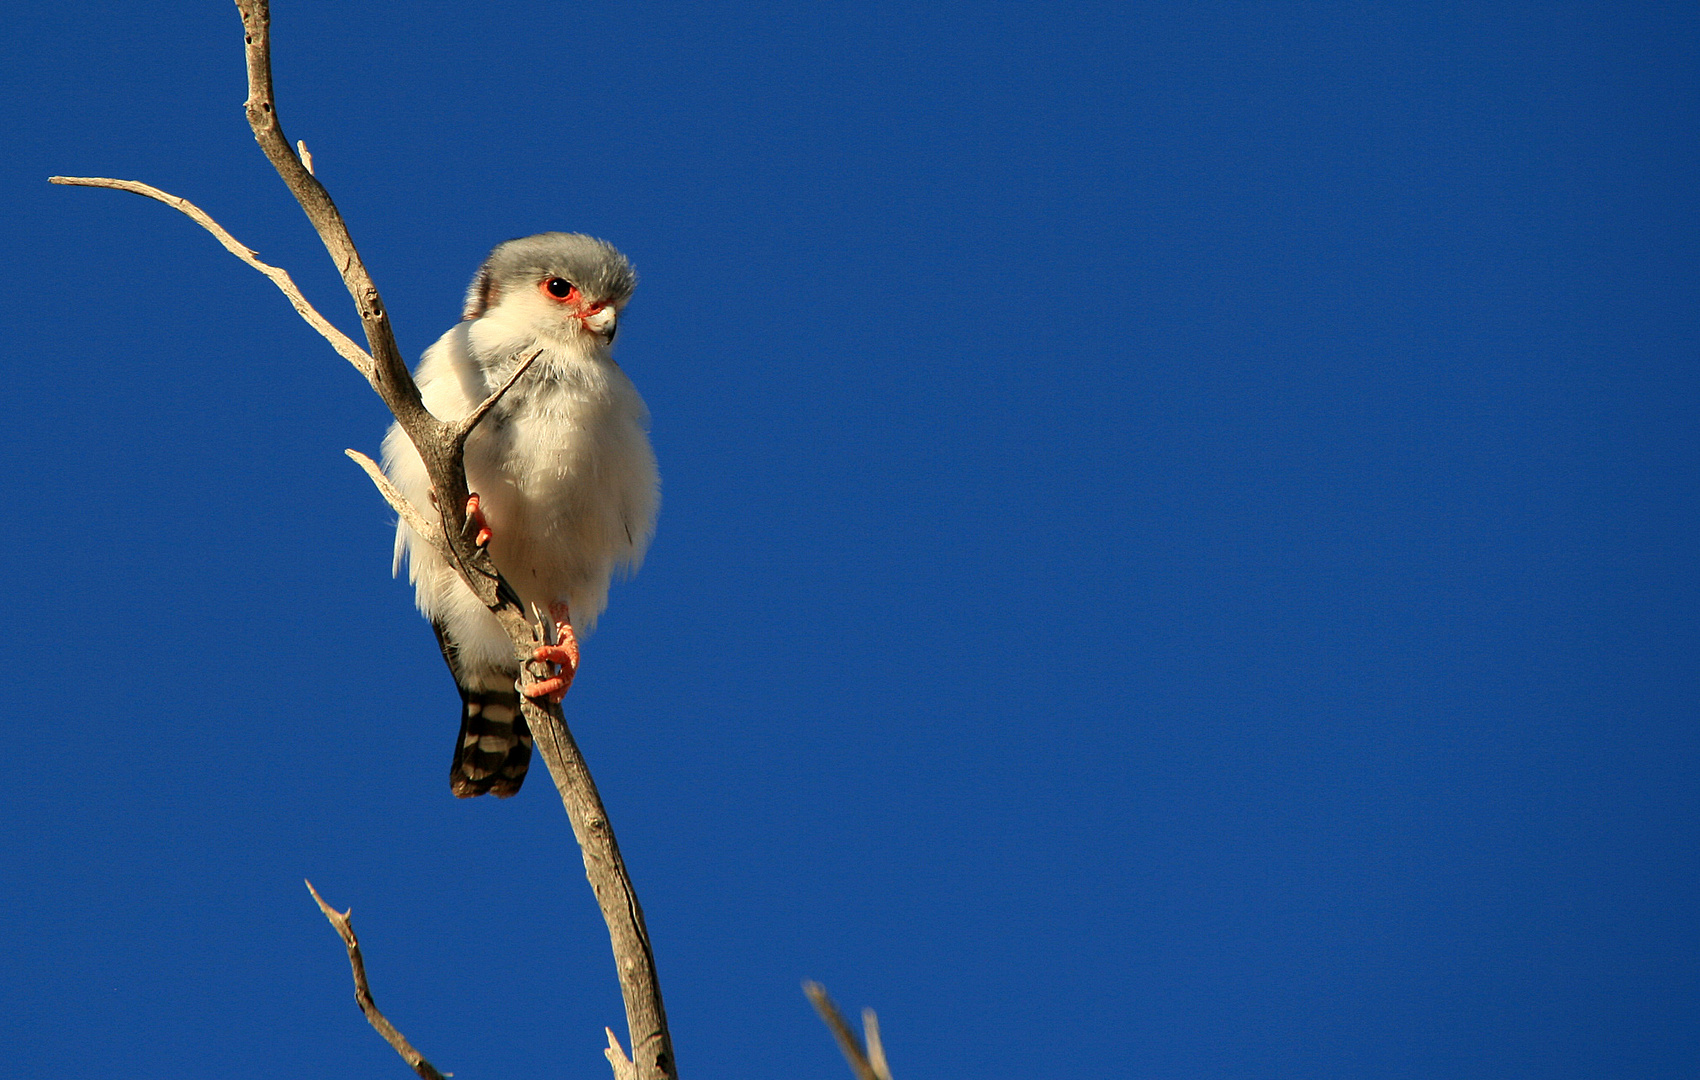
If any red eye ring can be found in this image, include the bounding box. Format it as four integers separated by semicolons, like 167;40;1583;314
542;277;580;304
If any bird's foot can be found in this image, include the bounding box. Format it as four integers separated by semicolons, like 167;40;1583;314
523;602;579;703
463;493;492;548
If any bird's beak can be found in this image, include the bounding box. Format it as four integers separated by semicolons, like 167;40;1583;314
583;306;618;341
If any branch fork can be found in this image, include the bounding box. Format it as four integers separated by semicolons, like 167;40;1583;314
306;881;447;1080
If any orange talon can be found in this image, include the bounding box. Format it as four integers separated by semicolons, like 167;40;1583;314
526;675;570;702
464;493;492;548
523;603;579;703
534;642;579;666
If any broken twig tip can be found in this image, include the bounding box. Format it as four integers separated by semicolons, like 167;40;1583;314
604;1027;637;1080
805;981;892;1080
305;879;352;929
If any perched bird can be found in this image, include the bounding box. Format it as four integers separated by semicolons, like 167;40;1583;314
382;233;658;797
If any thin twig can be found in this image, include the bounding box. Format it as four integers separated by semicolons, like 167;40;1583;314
48;175;373;378
451;348;544;441
305;881;448;1080
344;450;447;559
863;1008;890;1080
804;983;893;1080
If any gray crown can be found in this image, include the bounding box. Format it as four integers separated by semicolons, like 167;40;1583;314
463;232;637;320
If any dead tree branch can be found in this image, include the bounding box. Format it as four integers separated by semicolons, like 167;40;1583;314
454;348;544;440
344;449;444;557
305;881;448;1080
53;2;677;1077
232;0;678;1066
46;175;373;377
805;983;895;1080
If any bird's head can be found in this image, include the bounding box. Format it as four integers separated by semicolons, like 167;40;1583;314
463;232;637;347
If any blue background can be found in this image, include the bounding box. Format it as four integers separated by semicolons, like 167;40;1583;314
3;3;1696;1078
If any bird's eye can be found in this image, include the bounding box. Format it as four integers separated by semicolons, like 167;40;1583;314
544;277;576;299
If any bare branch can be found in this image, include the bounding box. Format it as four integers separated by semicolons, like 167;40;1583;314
305;881;448;1080
48;175;373;379
344;450;447;559
234;0;423;429
451;348;543;443
229;4;678;1076
57;5;680;1077
804;983;893;1080
863;1008;891;1080
521;699;675;1079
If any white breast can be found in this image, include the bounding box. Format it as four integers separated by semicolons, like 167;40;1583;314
383;316;658;679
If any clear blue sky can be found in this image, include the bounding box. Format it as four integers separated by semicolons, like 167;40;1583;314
3;3;1695;1078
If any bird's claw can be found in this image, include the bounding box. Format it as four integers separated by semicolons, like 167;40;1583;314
462;493;492;548
525;674;571;702
522;606;579;703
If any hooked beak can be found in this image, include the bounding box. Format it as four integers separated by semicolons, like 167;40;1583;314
582;305;618;342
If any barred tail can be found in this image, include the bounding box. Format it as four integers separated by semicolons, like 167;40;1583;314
449;687;532;798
